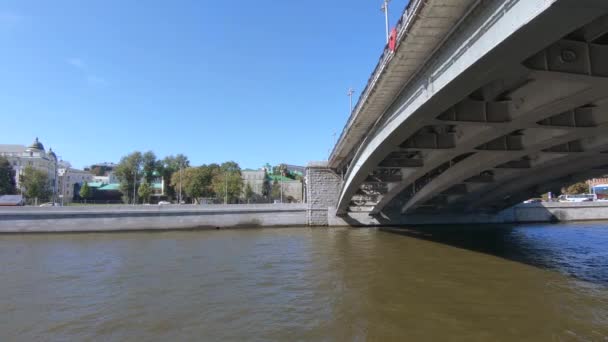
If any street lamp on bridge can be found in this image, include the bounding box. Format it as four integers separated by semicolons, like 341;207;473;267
381;0;391;44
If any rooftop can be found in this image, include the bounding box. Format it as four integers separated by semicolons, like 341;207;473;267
268;175;299;182
0;144;27;153
99;183;120;191
28;137;44;151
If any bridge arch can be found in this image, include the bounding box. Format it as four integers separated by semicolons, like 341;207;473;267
333;0;608;217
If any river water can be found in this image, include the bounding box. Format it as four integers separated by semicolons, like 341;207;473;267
1;223;607;341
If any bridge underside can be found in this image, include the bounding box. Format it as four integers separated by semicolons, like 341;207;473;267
336;2;608;218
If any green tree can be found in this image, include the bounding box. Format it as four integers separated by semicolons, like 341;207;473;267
271;179;281;201
161;154;190;200
79;181;92;203
211;161;243;203
138;181;153;204
562;182;589;195
244;183;254;203
170;165;222;203
0;156;16;195
171;167;197;203
142;151;158;184
261;175;271;202
114;151;143;204
20;165;51;204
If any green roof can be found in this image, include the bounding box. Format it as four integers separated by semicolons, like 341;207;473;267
99;183;120;191
87;182;105;188
268;175;298;182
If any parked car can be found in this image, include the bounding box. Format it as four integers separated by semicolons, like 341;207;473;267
158;201;171;205
558;194;596;202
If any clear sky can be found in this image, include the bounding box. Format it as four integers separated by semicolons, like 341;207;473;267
1;0;409;169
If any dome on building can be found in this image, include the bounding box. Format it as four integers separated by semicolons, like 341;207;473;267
28;137;45;151
48;148;57;160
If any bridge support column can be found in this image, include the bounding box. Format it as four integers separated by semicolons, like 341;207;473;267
306;162;342;226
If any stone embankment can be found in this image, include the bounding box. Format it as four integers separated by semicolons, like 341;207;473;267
0;204;307;233
2;202;608;233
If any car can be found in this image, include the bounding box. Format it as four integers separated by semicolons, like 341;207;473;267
158;201;171;205
558;194;597;202
39;202;59;207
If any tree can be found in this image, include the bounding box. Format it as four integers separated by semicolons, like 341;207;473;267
261;176;271;202
169;166;217;203
142;151;158;184
171;167;197;203
271;179;281;201
244;183;254;203
211;161;243;204
562;182;589;195
114;151;143;204
138;181;153;204
161;154;190;200
0;156;16;195
79;181;92;203
20;165;51;204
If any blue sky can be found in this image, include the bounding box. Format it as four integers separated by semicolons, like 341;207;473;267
0;0;408;169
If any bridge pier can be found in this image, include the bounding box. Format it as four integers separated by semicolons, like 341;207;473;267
305;162;341;226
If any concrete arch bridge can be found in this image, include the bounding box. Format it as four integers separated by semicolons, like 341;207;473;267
306;0;608;225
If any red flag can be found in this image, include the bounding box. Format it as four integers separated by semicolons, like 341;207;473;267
388;28;397;51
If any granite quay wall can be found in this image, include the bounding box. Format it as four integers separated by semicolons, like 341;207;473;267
0;204;307;233
3;199;608;233
328;202;608;226
305;162;342;226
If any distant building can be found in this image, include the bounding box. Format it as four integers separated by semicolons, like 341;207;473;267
283;164;306;177
268;175;303;203
86;170;165;203
244;165;306;203
242;169;267;199
57;165;94;204
0;137;58;196
92;172;119;184
86;162;118;174
587;177;608;188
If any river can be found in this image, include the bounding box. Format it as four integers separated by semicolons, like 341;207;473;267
1;223;607;341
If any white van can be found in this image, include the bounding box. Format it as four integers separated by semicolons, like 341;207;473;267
557;194;596;202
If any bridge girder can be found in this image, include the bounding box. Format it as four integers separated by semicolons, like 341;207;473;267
335;0;608;216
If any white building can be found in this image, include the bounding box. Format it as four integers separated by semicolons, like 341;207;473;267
242;169;267;196
57;164;94;204
92;172;119;185
0;138;58;196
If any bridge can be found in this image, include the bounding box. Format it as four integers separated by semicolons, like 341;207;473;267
306;0;608;225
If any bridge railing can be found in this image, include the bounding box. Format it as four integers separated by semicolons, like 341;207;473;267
330;0;426;166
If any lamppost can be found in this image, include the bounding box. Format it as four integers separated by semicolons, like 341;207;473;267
56;156;64;206
178;165;183;205
381;0;391;43
53;159;58;205
280;167;287;204
132;169;137;205
224;171;228;205
347;88;355;114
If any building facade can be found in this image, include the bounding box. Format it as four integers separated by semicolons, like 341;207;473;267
0;138;58;197
57;165;94;204
268;175;303;203
242;169;267;197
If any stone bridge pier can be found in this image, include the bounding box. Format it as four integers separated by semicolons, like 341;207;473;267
306;162;388;226
305;162;342;226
